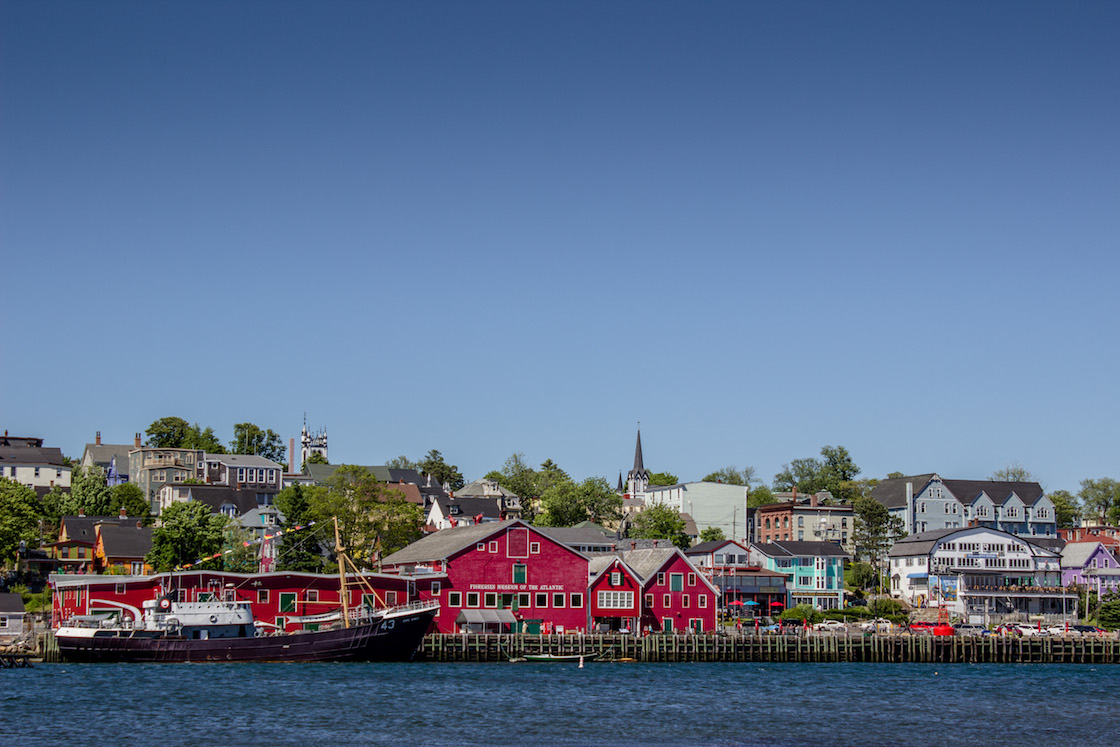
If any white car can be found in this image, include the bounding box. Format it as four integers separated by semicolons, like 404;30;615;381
860;618;892;632
813;620;847;632
1011;623;1048;637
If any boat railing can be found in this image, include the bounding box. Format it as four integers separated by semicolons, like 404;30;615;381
348;598;440;622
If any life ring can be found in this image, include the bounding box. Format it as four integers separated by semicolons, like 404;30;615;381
158;596;172;612
209;615;219;624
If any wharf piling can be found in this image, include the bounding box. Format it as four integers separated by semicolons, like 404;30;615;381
420;633;1120;664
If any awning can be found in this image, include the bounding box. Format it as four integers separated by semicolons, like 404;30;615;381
455;609;518;625
907;573;928;579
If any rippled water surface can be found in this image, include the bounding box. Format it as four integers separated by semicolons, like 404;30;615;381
5;661;1119;746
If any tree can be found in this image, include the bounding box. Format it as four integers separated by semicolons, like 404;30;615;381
851;496;905;585
746;486;775;509
0;479;42;563
386;455;416;470
535;477;623;528
535;459;570;496
703;466;756;486
773;446;861;503
274;483;329;572
699;526;725;542
772;458;824;493
184;423;225;453
629;504;689;550
419;450;465;491
301;451;329;472
646;472;679;487
145;417;225;452
305;465;425;567
990;463;1034;482
145;417;193;447
1078;478;1120;525
491;452;538;500
62;464;113;517
109;483;150;520
1047;490;1081;529
1099;592;1120;631
147;501;230;571
231;422;286;462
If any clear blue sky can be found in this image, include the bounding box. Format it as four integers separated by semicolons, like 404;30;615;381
2;1;1117;496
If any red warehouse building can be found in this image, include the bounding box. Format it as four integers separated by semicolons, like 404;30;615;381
380;519;590;634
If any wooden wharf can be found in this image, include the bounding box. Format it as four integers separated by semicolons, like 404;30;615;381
420;632;1120;665
0;653;34;668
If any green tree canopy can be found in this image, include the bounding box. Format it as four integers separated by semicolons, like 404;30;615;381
273;483;329;572
304;465;425;566
629;504;689;550
419;450;465;491
0;479;43;563
1078;478;1120;525
702;466;756;486
772;446;861;503
62;464;113;517
1047;490;1081;529
147;501;231;571
990;463;1034;482
386;455;416;470
699;526;726;542
145;417;226;452
109;482;151;521
746;486;775;509
851;497;906;585
231;422;286;463
535;477;623;528
646;471;679;487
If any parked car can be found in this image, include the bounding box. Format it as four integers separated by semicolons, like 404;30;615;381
953;623;990;636
813;620;847;632
1001;623;1048;637
1049;624;1106;637
908;621;937;634
860;618;892;632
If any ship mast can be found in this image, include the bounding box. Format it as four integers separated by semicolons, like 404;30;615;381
334;517;351;629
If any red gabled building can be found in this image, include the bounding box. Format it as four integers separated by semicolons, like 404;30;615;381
589;546;719;633
380;519;590;634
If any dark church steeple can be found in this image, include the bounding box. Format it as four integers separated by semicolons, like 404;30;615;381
626;427;649;496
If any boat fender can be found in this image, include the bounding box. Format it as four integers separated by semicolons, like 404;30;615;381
254;630;263;638
210;615;218;624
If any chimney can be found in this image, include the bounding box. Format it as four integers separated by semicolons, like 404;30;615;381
135;433;142;447
96;431;102;446
810;492;818;508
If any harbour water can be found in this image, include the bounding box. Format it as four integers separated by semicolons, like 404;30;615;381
6;661;1118;746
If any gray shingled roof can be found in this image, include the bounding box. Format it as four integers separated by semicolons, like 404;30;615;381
83;443;134;472
871;474;1046;509
0;445;70;467
99;523;153;559
753;540;850;558
870;474;937;509
0;592;25;614
686;539;747;556
381;520;521;565
885;528;959;557
179;486;259;516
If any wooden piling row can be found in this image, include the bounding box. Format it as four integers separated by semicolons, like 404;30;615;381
419;633;1120;664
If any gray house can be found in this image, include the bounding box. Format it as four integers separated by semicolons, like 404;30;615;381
872;474;1057;539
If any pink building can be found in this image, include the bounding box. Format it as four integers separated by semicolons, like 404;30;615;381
380;519;590;634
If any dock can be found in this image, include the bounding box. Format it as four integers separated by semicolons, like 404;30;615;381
420;632;1120;664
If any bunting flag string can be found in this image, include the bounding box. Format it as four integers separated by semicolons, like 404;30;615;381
175;521;319;570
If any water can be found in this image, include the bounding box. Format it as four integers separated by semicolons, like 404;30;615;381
5;661;1119;746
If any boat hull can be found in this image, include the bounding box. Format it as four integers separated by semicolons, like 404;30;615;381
56;608;435;664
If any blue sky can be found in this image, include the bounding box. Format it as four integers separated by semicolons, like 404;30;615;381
2;1;1117;496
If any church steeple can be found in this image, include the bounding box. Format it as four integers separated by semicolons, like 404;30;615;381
626;427;649;496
